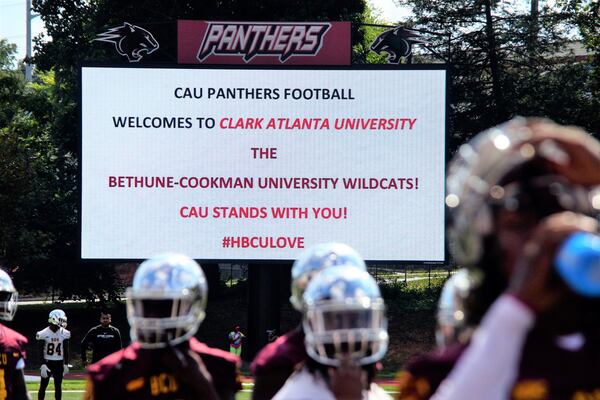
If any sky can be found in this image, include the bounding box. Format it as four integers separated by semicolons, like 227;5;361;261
0;0;45;62
0;0;553;64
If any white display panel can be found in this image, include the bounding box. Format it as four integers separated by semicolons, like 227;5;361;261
81;66;447;261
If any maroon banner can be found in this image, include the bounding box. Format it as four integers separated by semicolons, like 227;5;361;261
178;20;350;65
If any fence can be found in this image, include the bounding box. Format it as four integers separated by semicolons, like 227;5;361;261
218;263;456;288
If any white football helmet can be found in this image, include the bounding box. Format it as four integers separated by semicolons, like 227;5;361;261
126;253;208;348
436;269;477;348
446;117;599;266
48;309;67;328
290;243;367;311
303;265;388;367
0;269;18;321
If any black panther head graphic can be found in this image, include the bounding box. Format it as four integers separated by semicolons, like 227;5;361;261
370;27;428;64
94;22;159;62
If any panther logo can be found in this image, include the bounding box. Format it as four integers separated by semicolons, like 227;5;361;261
370;26;428;64
94;22;159;62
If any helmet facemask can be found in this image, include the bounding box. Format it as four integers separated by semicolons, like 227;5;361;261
48;309;67;328
0;270;17;322
126;289;206;349
126;253;209;349
0;291;17;321
304;298;388;367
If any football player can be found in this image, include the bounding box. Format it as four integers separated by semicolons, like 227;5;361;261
36;309;70;400
84;253;240;400
250;242;367;400
0;268;29;400
273;265;391;400
397;118;600;399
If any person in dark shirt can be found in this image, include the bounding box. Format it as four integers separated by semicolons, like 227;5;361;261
81;312;123;365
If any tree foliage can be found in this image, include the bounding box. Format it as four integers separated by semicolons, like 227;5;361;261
0;39;17;70
396;0;599;149
352;4;392;64
558;0;600;134
0;42;121;301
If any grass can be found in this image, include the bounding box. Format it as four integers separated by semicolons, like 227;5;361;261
26;379;85;400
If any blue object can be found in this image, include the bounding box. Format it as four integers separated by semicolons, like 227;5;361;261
555;232;600;297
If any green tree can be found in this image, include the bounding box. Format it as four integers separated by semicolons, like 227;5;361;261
353;4;394;64
0;42;57;274
0;70;56;269
396;0;598;148
0;39;17;70
558;0;600;134
0;42;122;302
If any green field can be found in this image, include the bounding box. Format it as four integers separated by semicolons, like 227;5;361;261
26;379;253;400
26;379;85;400
25;378;396;399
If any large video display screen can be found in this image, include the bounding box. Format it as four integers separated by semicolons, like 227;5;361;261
81;66;447;261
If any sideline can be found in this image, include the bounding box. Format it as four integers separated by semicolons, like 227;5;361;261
19;298;106;306
25;372;87;382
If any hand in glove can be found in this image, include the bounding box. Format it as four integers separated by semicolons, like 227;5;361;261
63;364;71;375
40;364;50;379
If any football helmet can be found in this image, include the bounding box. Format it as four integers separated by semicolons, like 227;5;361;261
436;269;477;348
446;117;600;266
48;309;67;328
126;253;208;348
303;265;388;367
290;242;367;311
0;269;18;321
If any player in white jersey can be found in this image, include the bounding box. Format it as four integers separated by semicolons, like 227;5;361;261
36;309;70;400
273;265;391;400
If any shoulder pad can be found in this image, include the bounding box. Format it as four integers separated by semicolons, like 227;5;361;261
251;329;306;374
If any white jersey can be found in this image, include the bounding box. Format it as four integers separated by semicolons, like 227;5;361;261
273;367;392;400
36;326;71;361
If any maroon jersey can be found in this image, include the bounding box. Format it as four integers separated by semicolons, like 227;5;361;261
85;338;240;400
397;331;600;400
0;324;27;400
250;326;306;400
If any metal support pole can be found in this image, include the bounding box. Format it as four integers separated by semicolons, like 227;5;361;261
247;264;285;360
25;0;33;81
428;265;431;288
25;0;39;81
